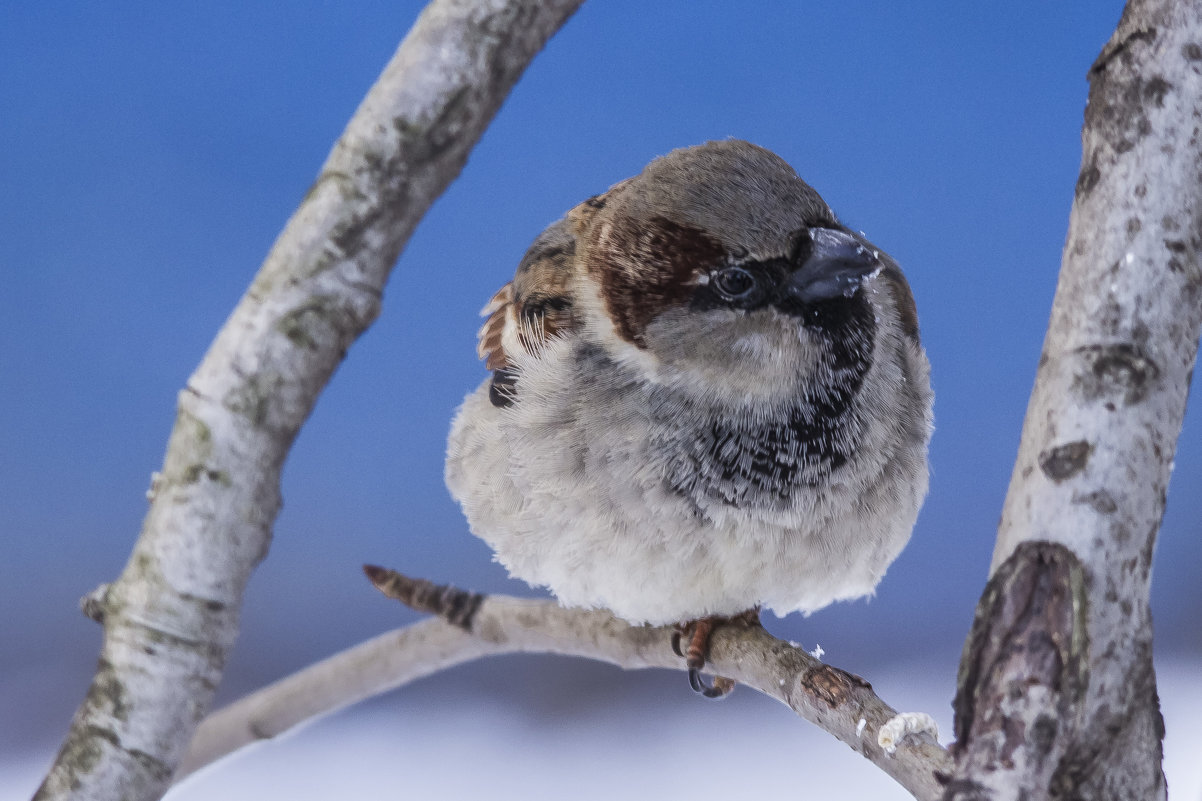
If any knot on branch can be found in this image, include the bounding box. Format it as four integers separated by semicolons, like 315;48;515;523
950;542;1089;791
803;663;871;707
80;583;112;624
1072;342;1160;406
1038;441;1093;483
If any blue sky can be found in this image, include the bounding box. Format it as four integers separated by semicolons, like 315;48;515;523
2;0;1197;755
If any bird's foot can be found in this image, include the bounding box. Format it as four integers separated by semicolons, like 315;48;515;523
671;608;761;699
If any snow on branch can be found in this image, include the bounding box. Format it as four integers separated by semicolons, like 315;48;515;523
33;3;583;800
178;568;954;801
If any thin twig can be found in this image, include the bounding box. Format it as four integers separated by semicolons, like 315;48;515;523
179;569;953;801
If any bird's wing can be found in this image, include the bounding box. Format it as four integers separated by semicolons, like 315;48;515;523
477;283;515;371
476;218;578;405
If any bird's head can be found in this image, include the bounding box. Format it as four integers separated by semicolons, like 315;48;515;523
567;139;919;407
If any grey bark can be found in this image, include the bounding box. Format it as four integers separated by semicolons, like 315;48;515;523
947;1;1202;798
32;2;583;800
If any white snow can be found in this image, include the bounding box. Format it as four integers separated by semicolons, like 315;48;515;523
877;711;939;755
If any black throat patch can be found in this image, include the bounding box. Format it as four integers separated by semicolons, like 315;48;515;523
656;293;877;511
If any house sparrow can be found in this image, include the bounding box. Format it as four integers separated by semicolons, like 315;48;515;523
446;140;932;695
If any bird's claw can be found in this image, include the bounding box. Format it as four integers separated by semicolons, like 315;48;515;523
670;628;684;658
688;667;735;698
674;616;743;699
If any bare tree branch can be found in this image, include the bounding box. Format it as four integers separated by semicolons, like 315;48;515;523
178;570;954;801
33;3;583;800
948;1;1202;798
37;2;1196;799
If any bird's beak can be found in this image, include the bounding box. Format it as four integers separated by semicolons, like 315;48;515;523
785;228;880;304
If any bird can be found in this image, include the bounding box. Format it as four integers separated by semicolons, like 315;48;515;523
445;139;932;696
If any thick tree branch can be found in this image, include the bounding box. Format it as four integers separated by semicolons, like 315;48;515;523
33;3;583;800
178;570;953;801
949;1;1202;798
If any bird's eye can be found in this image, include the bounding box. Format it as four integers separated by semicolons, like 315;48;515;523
712;266;758;301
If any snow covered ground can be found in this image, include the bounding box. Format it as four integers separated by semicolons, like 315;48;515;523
4;654;1198;800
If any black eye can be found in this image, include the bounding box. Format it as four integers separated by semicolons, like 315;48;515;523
712;266;758;301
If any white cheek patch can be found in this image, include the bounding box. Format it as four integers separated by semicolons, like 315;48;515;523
573;273;661;376
732;332;773;359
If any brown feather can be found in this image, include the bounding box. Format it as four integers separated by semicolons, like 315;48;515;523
583;214;724;347
481;283;513;316
474;218;579;379
476;283;514;369
567;178;632;238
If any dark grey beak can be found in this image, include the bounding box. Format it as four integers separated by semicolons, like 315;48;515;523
785;228;880;304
